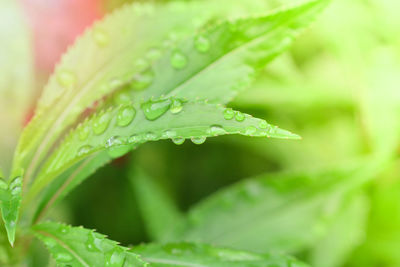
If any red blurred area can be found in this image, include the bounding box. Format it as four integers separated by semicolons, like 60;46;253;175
21;0;103;73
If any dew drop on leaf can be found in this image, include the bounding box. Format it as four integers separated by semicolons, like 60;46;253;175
107;145;132;159
77;145;93;157
223;108;235;120
194;35;211;53
208;125;226;136
172;137;185;145
86;232;103;252
245;126;257;135
128;134;141;144
78;125;90;141
105;248;125;267
117;106;136;127
55;252;73;263
93;27;109;47
57;70;76;89
141;98;171;121
191;136;206;145
105;136;126;148
130;69;154;91
170;50;188;70
113;91;131;105
162;130;177;139
145;132;157;141
146;47;162;61
93;112;112;135
170;98;184;114
59;225;70;235
235;111;245;122
258;120;268;129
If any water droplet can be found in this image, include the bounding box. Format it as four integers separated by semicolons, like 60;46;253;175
117;106;136;127
86;232;103;252
223;108;234;120
170;98;184;114
130;69;154;91
172;137;185;145
93;112;112;135
134;58;149;72
114;91;131;105
170;50;188;70
191;136;206;145
105;248;125;267
10;186;21;196
77;145;93;157
9;176;21;188
0;178;7;190
208;125;226;136
59;225;70;235
105;136;126;148
128;134;141;144
57;71;76;89
93;27;109;47
258;120;268;129
141;98;171;121
245;126;257;135
194;35;211;53
162;130;177;139
109;79;123;89
146;48;162;61
235;111;245;122
145;132;157;141
78;125;90;141
55;252;73;262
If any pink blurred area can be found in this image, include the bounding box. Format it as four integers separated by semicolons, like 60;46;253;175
21;0;104;73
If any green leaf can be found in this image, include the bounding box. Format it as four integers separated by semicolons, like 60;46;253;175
309;192;369;267
27;0;325;225
131;242;309;267
129;166;183;242
0;170;23;247
27;100;298;204
12;0;274;194
176;161;379;253
31;151;113;224
123;0;328;106
32;221;147;267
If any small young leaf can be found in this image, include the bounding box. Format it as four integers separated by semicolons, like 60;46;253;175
129;166;183;242
0;170;23;246
32;222;147;267
28;100;298;203
131;242;309;267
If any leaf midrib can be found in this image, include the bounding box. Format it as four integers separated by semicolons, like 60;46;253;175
37;230;90;267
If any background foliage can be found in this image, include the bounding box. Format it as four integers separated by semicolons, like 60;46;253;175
1;0;400;266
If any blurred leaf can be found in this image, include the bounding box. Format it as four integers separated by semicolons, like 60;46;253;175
32;221;146;267
32;151;113;223
0;0;33;174
132;242;309;267
309;192;368;267
176;161;380;254
129;166;183;242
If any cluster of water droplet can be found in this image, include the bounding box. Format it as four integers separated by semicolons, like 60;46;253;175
48;225;127;266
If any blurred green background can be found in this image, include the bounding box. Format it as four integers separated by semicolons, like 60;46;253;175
2;0;400;266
